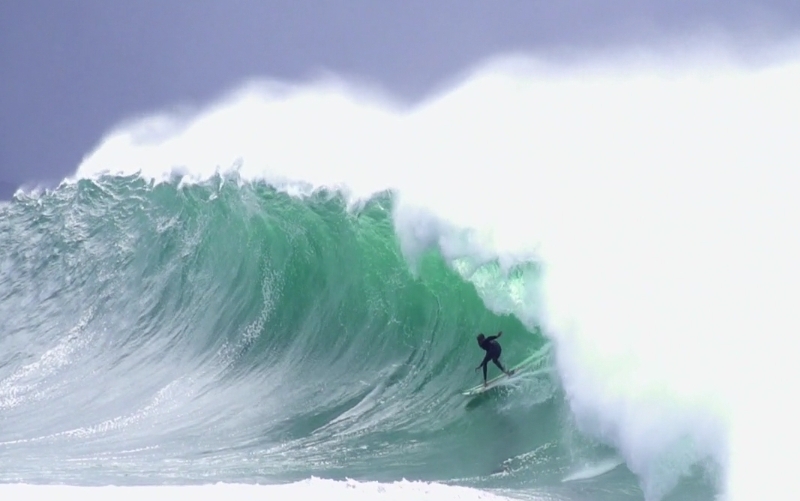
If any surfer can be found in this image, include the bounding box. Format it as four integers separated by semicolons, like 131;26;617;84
475;331;513;387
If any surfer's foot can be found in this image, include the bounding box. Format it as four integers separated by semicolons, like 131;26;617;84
507;370;515;376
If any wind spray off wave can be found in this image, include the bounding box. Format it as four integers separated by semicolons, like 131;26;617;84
15;47;800;500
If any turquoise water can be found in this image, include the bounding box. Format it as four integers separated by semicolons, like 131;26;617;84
0;176;714;499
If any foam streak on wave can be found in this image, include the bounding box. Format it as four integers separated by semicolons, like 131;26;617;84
73;45;800;500
0;478;523;501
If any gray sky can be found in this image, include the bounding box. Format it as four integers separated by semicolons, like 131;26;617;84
2;1;800;199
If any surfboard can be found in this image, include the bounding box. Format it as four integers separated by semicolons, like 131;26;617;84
461;352;543;397
462;370;520;397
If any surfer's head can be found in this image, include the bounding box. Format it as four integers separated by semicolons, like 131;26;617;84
477;333;485;344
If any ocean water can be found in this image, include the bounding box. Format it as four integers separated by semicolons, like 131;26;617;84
2;50;800;501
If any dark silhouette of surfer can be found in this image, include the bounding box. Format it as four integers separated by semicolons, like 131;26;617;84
475;331;513;387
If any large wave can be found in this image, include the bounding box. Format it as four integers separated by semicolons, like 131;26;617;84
4;46;800;501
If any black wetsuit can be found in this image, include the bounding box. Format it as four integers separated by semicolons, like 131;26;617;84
478;335;507;382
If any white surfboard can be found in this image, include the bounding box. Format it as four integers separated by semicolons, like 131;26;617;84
461;352;543;397
462;370;520;396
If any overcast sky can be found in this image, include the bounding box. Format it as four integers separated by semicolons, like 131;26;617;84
2;0;800;199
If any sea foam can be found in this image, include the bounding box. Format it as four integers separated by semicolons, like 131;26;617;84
0;478;521;501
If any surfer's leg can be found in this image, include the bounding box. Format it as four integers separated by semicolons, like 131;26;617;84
482;362;488;383
492;358;511;375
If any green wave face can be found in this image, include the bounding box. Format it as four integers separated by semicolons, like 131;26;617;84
0;176;715;500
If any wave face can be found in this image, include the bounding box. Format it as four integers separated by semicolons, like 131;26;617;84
4;49;800;501
0;177;590;492
0;174;713;501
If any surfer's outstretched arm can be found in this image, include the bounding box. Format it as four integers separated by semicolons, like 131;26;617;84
485;331;502;342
